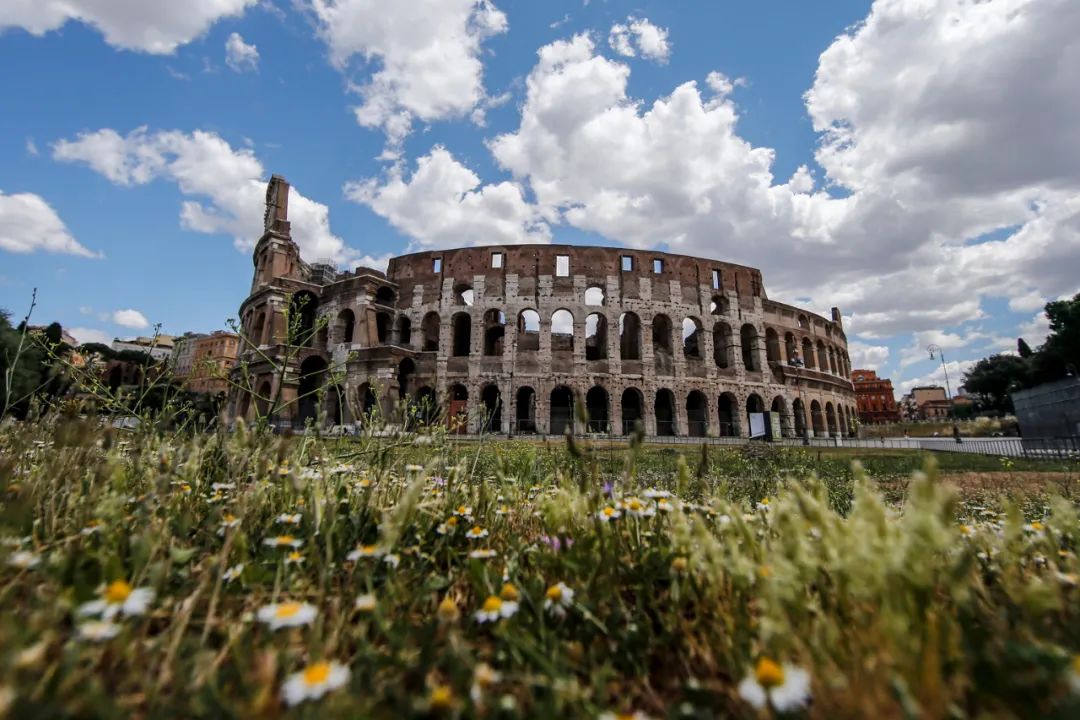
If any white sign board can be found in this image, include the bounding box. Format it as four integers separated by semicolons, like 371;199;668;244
749;412;766;438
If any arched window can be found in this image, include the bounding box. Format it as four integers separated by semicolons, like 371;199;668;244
810;400;824;435
375;286;396;306
801;337;816;369
451;312;471;356
828;347;838;375
619;312;642;360
397;358;416;401
550;386;574;435
483;309;505;356
375;311;392;344
396;315;412;347
816;340;828;373
585;286;605;306
718;392;739;437
655;389;677;436
297;355;328;426
710;295;729;315
454;284;474;306
714;322;733;369
682;317;703;359
585;386;609;433
481;384;502;433
740;324;760;371
826;402;838;436
289;291;318;347
518;309;540;351
251;311;266;346
515;386;536;433
746;394;765;434
798;314;809;330
652;314;673;355
447;384;468;434
620;388;643;435
792;398;806;437
551;310;574;352
585;313;607;360
421;312;440;352
784;332;797;363
765;328;781;363
686;390;708;437
771;396;791;437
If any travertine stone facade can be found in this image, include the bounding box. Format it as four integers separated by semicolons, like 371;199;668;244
230;176;857;438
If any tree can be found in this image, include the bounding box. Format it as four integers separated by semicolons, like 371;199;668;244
1017;338;1033;358
962;354;1029;413
1033;292;1080;382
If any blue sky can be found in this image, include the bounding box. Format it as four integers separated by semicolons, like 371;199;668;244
1;0;1078;397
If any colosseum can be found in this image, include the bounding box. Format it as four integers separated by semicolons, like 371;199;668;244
230;176;857;439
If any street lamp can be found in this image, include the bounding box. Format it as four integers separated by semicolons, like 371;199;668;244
789;352;809;445
927;343;953;418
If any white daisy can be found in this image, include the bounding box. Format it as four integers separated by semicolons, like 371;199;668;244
77;620;122;642
597;506;621;522
80;521;104;536
474;595;519;623
346;545;384;561
355;593;377;613
77;580;155;620
466;526;489;540
263;535;303;549
383;553;400;569
256;601;317;631
218;513;241;535
469;549;498;560
543;582;574;617
7;550;40;569
737;658;811;712
223;563;244;582
281;660;350;706
284;551;305;566
643;488;671;499
276;513;302;525
622;497;655;518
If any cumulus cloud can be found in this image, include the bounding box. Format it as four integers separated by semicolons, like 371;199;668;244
225;32;259;72
0;190;100;258
0;0;256;54
897;359;974;396
67;327;112;345
112;309;150;329
53;127;357;264
848;341;889;372
308;0;508;154
608;16;670;63
345;146;551;249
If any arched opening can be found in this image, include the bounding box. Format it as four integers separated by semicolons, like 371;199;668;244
415;386;439;426
356;383;378;426
619;312;642;360
784;332;797;363
451;312;471;356
585;286;605;306
396;315;412;347
481;384;502;433
816;341;828;374
585;386;609;433
746;393;765;435
447;384;468;434
792;398;807;438
551;309;574;353
765;328;781;363
375;286;396;306
740;324;760;371
810;400;825;436
297;355;328;426
710;295;729;315
585;313;608;361
256;380;272;418
251;311;266;346
421;312;440;351
515;386;536;433
518;309;540;351
376;311;392;344
337;309;355;344
713;322;733;369
108;365;123;392
682;317;703;359
828;347;838;375
771;396;791;437
801;337;816;369
290;291;318;347
826;402;838;436
326;385;344;426
655;388;677;436
620;388;643;435
652;314;673;355
483;309;506;356
798;314;809;330
718;393;739;436
453;283;474;306
550;386;574;435
686;390;708;437
397;358;416;401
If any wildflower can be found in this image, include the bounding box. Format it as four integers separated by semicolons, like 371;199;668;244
263;535;303;549
544;582;574;616
499;583;520;602
405;464;423;473
454;505;474;520
474;595;518;623
218;513;241;534
597;506;621;522
256;601;317;630
355;593;377;613
959;524;972;536
643;488;671;499
347;544;384;561
656;498;674;513
623;497;655;518
276;513;302;525
281;660;350;706
211;482;235;492
737;658;811;712
81;520;104;536
78;580;155;619
356;477;373;489
429;684;454;712
496;505;510;516
285;551;304;566
7;550;40;569
469;548;498;559
437;516;459;535
383;553;400;569
77;620;122;642
437;596;461;623
223;564;244;582
671;557;689;574
470;663;501;702
466;526;489;540
757;497;771;511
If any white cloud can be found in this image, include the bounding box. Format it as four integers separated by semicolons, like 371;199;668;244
308;0;508;154
848;341;889;371
1017;311;1051;347
225;32;259;72
1008;290;1046;313
608;16;670;63
897;359;974;396
898;329;987;369
345;146;551;249
112;308;150;329
0;0;256;54
25;138;38;156
0;190;100;258
53;127;357;264
67;327;112;345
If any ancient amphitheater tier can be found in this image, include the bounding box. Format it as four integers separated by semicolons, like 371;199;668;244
230;176;858;438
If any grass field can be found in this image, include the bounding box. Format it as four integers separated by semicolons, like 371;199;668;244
2;417;1080;718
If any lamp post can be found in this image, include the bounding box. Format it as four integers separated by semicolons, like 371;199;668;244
789;352;809;445
927;344;953;416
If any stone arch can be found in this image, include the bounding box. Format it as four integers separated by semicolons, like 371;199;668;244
451;312;471;356
585;386;609;433
518;309;541;351
686;390;709;437
619;312;642;360
396;315;412;346
746;393;766;434
297;355;328;426
256;380;272;418
802;337;815;369
375;286;396;306
481;383;502;433
826;402;838;436
551;309;575;353
828;347;838;375
550;385;574;435
453;283;474;306
375;311;392;344
682;317;703;359
718;392;739;436
483;309;506;356
585;286;605;306
810;400;825;435
290;291;318;347
655;388;677;436
585;313;608;361
710;295;729;315
251;310;266;346
356;382;378;424
792;397;807;438
713;322;733;369
515;386;536;433
620;387;643;434
771;395;791;437
740;324;760;371
816;340;828;373
397;358;416;401
798;314;810;330
652;314;674;355
447;383;469;434
784;332;797;363
421;312;440;351
765;327;781;363
415;386;439;426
